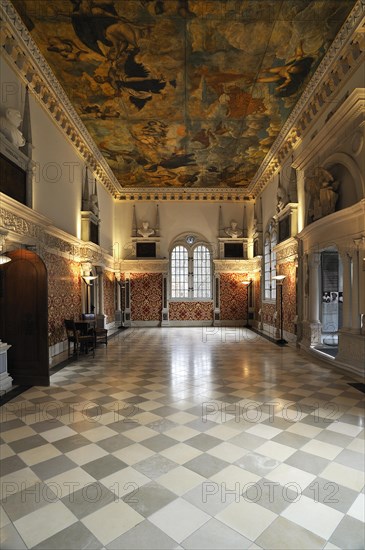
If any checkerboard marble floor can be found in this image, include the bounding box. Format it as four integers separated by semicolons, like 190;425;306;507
1;327;364;549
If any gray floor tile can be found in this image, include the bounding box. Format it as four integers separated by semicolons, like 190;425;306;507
285;450;330;475
31;455;77;480
122;481;178;517
106;519;180;549
30;419;65;433
53;434;92;453
256;516;326;549
134;454;178;479
142;434;178;452
1;482;59;521
182;482;237;516
182;517;252;549
61;482;116;519
242;478;298;514
184;453;230;478
0;523;27;549
184;433;222;452
0;455;27;477
334;449;365;471
329;515;365;549
33;521;102;549
271;431;310;449
314;429;353;448
97;434;134;453
9;435;47;454
81;455;128;479
302;477;359;513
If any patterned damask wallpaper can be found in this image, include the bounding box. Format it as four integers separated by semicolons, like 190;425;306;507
131;273;162;321
169;301;213;321
262;302;276;327
44;251;81;346
219;273;248;320
254;274;261;323
261;260;297;335
280;260;297;334
104;271;116;323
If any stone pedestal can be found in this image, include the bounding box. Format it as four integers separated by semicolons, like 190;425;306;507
0;342;13;393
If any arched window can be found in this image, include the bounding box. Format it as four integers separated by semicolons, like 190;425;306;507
171;245;189;298
193;245;211;298
264;223;277;300
170;237;212;299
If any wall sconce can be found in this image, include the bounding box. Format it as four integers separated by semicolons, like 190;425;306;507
272;274;287;345
82;274;97;286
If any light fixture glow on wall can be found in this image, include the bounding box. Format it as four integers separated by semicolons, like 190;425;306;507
82;275;98;286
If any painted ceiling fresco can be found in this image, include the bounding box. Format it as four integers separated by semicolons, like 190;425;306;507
13;0;356;189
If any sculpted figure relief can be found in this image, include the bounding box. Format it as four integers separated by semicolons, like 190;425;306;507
0;108;25;149
305;167;339;223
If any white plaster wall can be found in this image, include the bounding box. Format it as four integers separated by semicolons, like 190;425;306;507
114;201;254;259
1;55;115;245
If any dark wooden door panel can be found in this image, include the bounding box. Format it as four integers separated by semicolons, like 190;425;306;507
0;249;49;386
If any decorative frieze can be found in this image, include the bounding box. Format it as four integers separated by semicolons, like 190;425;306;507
120;259;169;273
213;258;261;274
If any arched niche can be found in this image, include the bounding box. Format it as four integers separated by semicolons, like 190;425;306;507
324;152;364;212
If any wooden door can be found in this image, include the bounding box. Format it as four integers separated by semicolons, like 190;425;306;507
0;249;49;386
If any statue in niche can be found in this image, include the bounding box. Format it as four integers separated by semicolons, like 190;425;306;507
90;193;99;217
305;167;339;222
276;182;288;213
225;221;242;238
0;108;25;149
138;221;155;238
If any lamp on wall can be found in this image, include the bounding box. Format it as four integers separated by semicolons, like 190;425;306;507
242;279;253;328
272;274;287;345
81;272;97;314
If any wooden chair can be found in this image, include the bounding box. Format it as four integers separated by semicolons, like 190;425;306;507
64;319;95;358
82;313;108;347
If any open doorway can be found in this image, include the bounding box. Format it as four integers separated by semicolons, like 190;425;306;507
317;249;342;357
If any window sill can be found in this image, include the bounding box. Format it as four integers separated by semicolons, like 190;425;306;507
169;298;213;302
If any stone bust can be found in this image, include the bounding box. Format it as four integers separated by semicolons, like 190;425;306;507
138;221;155;238
225;221;242;239
0;108;25;149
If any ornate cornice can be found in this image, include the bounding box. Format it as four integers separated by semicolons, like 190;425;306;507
0;192;115;268
121;259;169;273
249;0;365;197
0;0;122;197
213;258;261;273
117;188;251;202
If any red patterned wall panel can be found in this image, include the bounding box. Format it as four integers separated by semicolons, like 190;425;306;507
254;274;261;322
168;301;213;321
219;272;248;320
104;271;116;323
131;273;162;321
280;261;297;334
262;302;276;327
43;251;81;346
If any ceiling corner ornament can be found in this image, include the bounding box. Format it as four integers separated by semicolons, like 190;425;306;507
0;0;122;197
249;0;365;197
